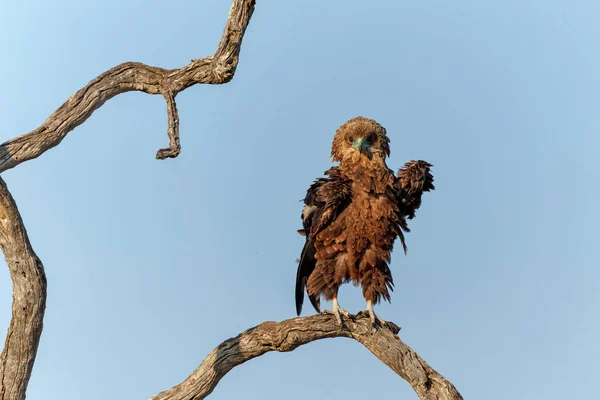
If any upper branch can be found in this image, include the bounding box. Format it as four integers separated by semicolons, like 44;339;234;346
150;313;463;400
0;177;47;400
0;0;256;173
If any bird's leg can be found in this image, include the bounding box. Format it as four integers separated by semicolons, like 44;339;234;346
364;300;387;331
333;297;354;320
331;298;345;326
321;297;354;327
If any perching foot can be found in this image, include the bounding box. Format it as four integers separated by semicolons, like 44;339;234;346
321;298;354;328
364;300;388;332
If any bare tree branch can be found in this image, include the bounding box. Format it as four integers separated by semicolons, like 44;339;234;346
0;0;256;173
150;313;463;400
0;177;46;400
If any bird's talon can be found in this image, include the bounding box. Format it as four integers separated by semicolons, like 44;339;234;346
371;318;390;333
338;308;354;321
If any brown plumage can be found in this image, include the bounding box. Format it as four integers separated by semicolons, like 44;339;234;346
295;117;434;326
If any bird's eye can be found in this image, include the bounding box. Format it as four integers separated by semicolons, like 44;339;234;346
347;137;355;144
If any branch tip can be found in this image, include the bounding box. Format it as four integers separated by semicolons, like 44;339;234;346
156;147;181;160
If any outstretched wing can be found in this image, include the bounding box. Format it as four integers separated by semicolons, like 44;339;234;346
396;160;435;220
295;167;352;316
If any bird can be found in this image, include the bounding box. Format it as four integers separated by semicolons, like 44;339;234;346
295;116;434;328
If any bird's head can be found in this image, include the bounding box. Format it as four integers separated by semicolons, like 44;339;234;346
331;117;390;164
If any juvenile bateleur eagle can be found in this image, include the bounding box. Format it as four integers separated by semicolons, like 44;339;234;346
295;116;434;328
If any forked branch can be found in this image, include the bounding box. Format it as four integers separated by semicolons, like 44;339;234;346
150;313;463;400
0;0;256;173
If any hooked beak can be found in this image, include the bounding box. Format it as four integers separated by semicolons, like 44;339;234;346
352;138;371;154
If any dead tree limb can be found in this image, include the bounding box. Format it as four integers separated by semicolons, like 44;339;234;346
0;0;256;173
0;177;46;400
150;313;462;400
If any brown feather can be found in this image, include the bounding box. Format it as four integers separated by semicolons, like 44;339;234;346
396;160;435;220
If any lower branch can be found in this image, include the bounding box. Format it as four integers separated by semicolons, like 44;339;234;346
0;177;47;400
150;313;463;400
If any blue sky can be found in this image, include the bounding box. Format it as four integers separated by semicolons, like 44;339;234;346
1;0;598;398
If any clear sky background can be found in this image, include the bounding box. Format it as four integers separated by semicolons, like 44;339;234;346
0;0;598;399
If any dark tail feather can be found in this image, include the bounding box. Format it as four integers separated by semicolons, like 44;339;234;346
295;240;317;315
295;277;307;316
308;293;320;313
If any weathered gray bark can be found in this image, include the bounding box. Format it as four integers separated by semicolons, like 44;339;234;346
150;313;463;400
0;178;46;399
0;1;464;399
